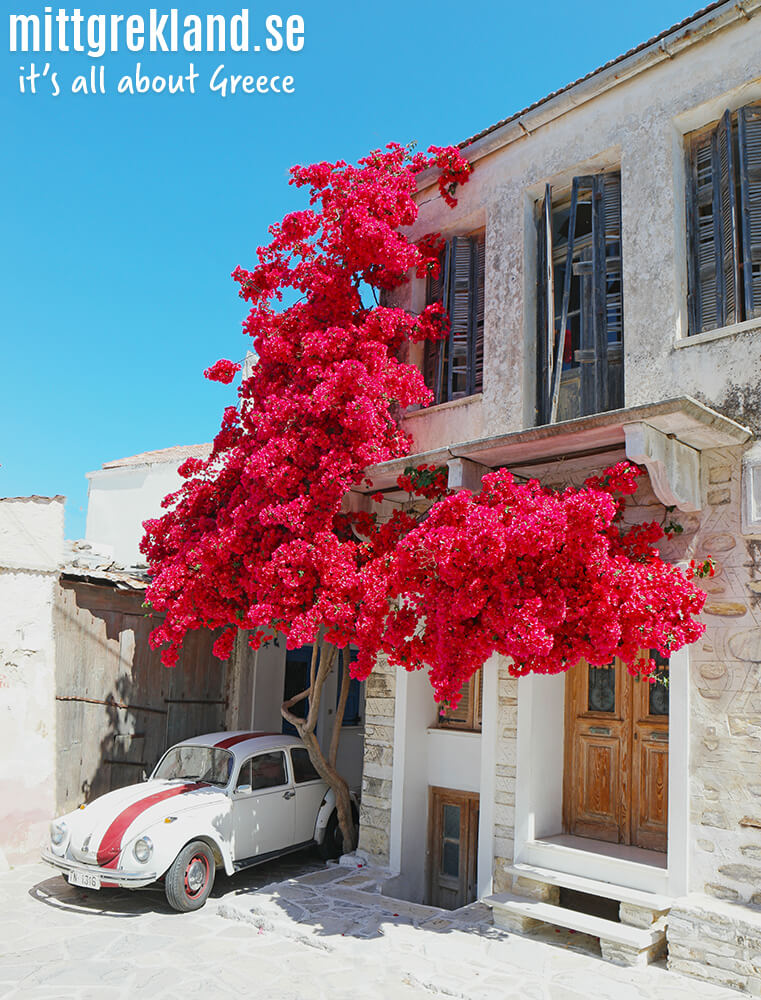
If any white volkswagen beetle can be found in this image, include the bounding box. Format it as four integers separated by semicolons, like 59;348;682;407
42;732;351;911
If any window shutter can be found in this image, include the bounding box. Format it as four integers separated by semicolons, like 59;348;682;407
536;190;550;423
472;234;486;395
447;237;475;400
601;173;623;346
424;241;451;403
687;135;713;333
716;109;740;326
738;104;761;319
550;178;579;424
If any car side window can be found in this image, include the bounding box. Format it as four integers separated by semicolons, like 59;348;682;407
249;751;288;790
235;761;252;790
291;747;320;784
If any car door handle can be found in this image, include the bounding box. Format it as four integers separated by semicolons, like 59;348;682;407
283;790;295;799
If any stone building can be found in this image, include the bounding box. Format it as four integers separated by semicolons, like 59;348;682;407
353;2;761;991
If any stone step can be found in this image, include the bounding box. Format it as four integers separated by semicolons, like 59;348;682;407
507;863;672;912
484;892;667;967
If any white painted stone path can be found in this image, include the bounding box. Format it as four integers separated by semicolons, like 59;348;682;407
0;854;742;999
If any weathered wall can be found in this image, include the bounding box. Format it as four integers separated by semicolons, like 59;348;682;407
0;497;63;867
395;12;761;450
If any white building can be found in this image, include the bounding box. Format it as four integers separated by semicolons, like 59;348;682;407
353;3;761;990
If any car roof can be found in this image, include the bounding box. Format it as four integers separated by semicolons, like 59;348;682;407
174;731;305;762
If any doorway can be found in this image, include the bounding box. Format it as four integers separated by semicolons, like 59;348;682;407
427;786;479;909
563;657;669;852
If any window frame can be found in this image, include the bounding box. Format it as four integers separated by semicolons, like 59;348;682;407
685;102;761;336
235;750;290;792
437;669;483;732
423;230;485;406
535;171;623;425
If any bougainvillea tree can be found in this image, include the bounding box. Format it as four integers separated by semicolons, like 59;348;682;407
141;143;708;853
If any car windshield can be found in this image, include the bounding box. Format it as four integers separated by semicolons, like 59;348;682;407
153;746;233;787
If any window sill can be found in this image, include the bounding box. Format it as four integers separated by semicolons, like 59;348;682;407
675;317;761;349
427;727;482;739
404;393;483;419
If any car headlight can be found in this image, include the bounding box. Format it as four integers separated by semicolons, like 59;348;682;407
133;837;153;863
50;820;68;846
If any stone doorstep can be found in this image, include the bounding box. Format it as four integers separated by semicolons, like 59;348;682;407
485;893;666;968
507;863;672;918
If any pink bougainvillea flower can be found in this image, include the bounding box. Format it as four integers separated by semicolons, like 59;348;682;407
203;359;242;384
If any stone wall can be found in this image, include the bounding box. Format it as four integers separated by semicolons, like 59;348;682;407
669;897;761;995
666;446;761;992
682;447;761;904
357;654;395;863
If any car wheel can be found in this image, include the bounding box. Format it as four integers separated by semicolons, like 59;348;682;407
318;811;343;860
164;840;215;912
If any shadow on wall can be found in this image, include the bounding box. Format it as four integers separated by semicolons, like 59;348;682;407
53;578;228;813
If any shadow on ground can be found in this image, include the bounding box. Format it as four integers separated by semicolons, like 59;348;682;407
29;847;325;919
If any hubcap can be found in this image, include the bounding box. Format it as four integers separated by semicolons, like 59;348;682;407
185;857;208;894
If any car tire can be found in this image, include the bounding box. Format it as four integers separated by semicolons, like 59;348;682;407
164;840;215;912
317;811;342;859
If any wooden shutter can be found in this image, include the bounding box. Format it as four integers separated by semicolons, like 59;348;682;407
738;104;761;320
472;234;486;395
601;173;623;346
424;242;450;403
601;173;624;411
716;110;741;327
687;132;720;334
447;237;475;400
425;235;483;404
536;191;551;423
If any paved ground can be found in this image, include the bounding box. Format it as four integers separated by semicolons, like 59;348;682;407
0;852;741;1000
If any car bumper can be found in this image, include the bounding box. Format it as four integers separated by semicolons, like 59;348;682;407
41;848;158;888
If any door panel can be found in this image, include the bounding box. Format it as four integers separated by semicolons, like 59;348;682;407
631;660;669;852
232;751;295;860
574;735;622;843
564;657;668;852
428;787;479;909
290;747;328;842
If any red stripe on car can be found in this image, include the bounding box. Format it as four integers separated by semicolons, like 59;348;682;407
96;783;204;868
214;731;274;750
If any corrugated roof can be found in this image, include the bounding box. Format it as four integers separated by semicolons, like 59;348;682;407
458;0;729;149
102;443;211;469
62;539;149;589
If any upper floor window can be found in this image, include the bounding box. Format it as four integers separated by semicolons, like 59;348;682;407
686;104;761;335
536;172;623;424
438;668;482;732
424;233;485;405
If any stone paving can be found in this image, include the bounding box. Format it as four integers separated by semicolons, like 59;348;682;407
0;852;743;999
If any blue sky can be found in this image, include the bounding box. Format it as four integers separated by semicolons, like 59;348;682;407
1;0;705;538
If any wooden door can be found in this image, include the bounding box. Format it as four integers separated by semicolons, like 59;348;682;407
631;664;669;851
427;787;479;909
54;579;228;813
563;658;668;852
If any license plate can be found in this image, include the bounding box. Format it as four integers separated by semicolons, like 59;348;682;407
68;869;101;890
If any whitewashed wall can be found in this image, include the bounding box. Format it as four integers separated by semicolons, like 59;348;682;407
0;497;63;866
85;460;195;567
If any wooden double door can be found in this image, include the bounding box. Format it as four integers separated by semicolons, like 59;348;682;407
563;658;669;853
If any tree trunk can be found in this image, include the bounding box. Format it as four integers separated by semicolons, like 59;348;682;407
281;640;357;854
